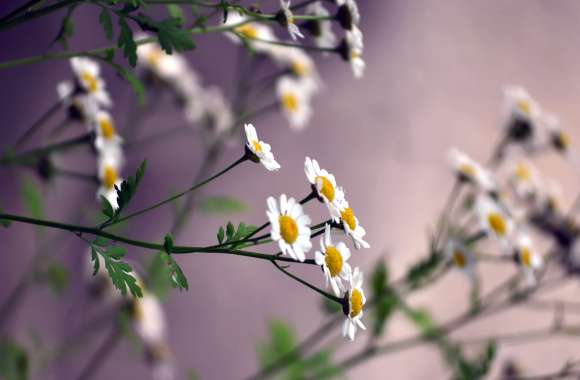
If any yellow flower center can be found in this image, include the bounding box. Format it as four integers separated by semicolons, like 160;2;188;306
236;25;258;39
315;176;335;202
459;163;476;178
281;92;299;113
279;215;299;244
453;250;467;268
147;49;164;68
291;61;309;77
517;99;532;115
521;247;532;267
81;71;98;93
350;289;363;317
99;118;116;140
515;163;531;181
252;140;263;153
341;207;357;231
559;132;571;150
324;246;343;277
488;212;507;236
103;165;118;190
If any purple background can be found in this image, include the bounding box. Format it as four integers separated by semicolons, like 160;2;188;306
1;1;580;379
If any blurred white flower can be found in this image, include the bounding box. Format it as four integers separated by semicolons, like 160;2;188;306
305;1;337;50
448;148;496;193
244;123;281;171
57;81;100;123
276;76;313;130
342;26;365;78
267;194;312;262
70;57;111;107
132;292;167;347
336;0;361;30
476;195;513;245
94;111;123;154
280;0;304;40
315;224;352;296
514;234;543;286
97;154;124;209
445;239;477;282
342;267;366;341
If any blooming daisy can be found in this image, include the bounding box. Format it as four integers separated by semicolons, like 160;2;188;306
70;57;111;108
97;154;124;210
337;198;370;249
475;195;513;245
279;0;304;40
448;148;496;193
304;157;343;218
502;86;542;147
132;292;167;347
136;36;189;84
267;194;312;261
224;12;281;57
514;234;543;286
274;48;321;93
57;81;99;123
276;76;313;130
94;111;123;153
305;1;337;51
445;239;477;282
336;0;361;30
314;224;352;296
508;160;541;201
339;25;365;78
342;267;366;341
244;123;281;171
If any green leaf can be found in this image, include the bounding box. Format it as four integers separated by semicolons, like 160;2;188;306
167;4;186;24
199;196;248;214
90;244;142;297
118;16;138;66
145;253;172;300
134;14;195;54
405;250;443;290
90;246;100;276
0;339;28;380
258;320;298;369
45;262;70;296
217;226;225;244
101;195;115;218
372;293;397;337
371;260;389;296
102;160;147;224
22;176;44;219
158;249;189;291
163;234;174;253
105;246;127;260
52;5;77;49
226;222;235;240
99;7;114;41
216;222;258;249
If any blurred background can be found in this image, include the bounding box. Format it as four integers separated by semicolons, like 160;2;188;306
1;0;580;379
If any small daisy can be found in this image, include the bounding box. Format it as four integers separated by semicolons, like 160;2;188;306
267;194;312;262
336;0;361;30
304;157;344;218
513;234;543;286
279;0;304;40
276;76;313;130
274;48;321;93
337;198;370;249
224;12;281;57
136;36;189;83
445;239;477;282
97;154;124;210
244;123;281;171
448;148;496;193
339;26;365;78
475;195;513;245
57;81;99;123
544;113;572;155
305;1;337;51
502;86;542;147
70;57;111;108
508;160;541;201
342;267;366;341
132;292;167;347
94;111;123;152
314;224;352;296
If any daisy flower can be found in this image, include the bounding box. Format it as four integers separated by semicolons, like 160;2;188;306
336;0;361;30
244;123;281;171
445;239;477;282
337;198;370;249
508;160;541;201
97;154;124;210
279;0;304;40
267;194;312;261
544;113;572;155
200;86;235;137
339;25;365;78
502;86;542;148
57;81;99;123
94;111;123;153
132;292;167;347
224;12;281;57
448;148;496;193
314;224;352;296
276;76;313;130
304;157;344;218
136;36;189;84
274;48;321;93
305;1;337;51
342;267;366;341
475;195;513;245
70;57;111;107
514;234;543;286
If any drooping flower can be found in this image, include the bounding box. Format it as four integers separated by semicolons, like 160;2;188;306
502;86;542;149
276;76;313;130
97;154;124;210
315;224;352;296
56;81;99;123
445;239;477;282
279;0;304;40
267;194;312;261
339;25;365;78
337;198;370;249
224;11;281;57
335;0;361;31
513;234;543;286
304;157;344;218
304;1;337;51
342;267;366;341
448;148;496;193
70;57;111;107
544;113;572;155
132;292;167;347
136;36;190;84
244;123;281;171
274;48;321;93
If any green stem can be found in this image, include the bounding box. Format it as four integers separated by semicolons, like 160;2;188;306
0;0;45;22
272;260;342;303
13;99;63;148
1;132;93;165
0;0;82;32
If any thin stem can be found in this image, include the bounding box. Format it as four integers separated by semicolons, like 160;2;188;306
0;0;82;32
52;167;100;184
13;99;63;148
272;260;342;303
0;0;45;22
74;326;121;380
1;132;93;165
103;154;248;228
239;35;338;53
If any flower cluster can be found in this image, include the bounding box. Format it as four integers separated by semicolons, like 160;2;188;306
444;86;577;287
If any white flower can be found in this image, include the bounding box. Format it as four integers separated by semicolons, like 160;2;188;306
57;81;99;123
508;160;541;201
70;57;111;108
502;86;543;151
337;198;370;249
342;267;366;341
514;234;543;286
244;123;281;171
504;86;541;122
201;86;234;136
136;36;189;83
267;194;312;262
94;111;123;153
304;157;344;219
336;0;361;30
132;293;166;347
280;0;304;40
276;76;313;130
97;154;124;210
305;1;337;50
343;26;365;78
544;113;572;154
445;239;477;282
475;195;513;245
314;224;352;296
448;148;496;193
224;12;281;57
274;48;321;91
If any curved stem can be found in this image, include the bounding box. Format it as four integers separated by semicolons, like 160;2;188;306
1;132;93;165
13;99;63;148
272;260;342;303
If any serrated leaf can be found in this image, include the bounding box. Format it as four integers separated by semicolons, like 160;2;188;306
92;236;110;247
158;250;189;291
217;226;225;244
101;195;114;218
0;338;28;380
105;246;127;260
118;16;138;66
134;14;195;54
91;243;141;297
199;196;247;214
90;246;100;276
99;7;114;41
226;222;235;240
